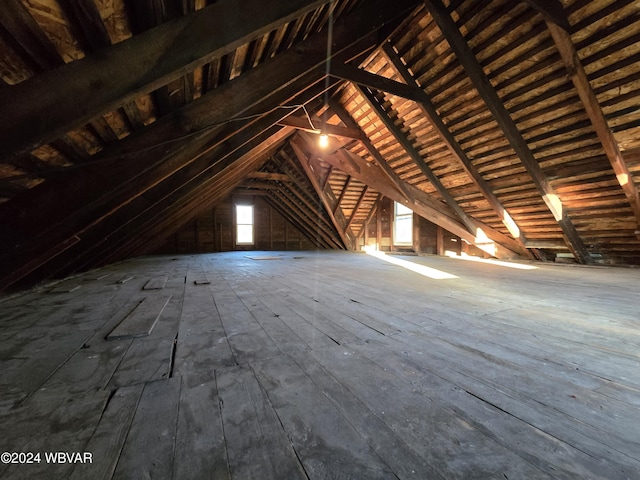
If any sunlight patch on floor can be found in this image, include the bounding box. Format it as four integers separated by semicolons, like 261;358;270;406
365;249;458;280
445;251;538;270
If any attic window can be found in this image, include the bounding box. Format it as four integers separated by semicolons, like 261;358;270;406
236;205;254;245
394;202;413;246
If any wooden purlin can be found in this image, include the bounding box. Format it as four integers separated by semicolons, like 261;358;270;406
423;0;592;264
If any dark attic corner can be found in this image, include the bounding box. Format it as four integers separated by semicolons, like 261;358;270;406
0;1;639;479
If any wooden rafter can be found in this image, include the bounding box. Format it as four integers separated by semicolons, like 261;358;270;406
357;193;381;239
543;13;640;235
346;186;369;230
291;136;356;250
319;145;522;258
522;0;571;31
356;85;477;233
0;0;415;286
330;62;426;103
356;83;530;257
56;0;112;51
423;0;592;263
335;176;353;214
328;98;415;203
271;154;342;239
277;115;365;140
267;189;339;249
380;44;532;254
0;0;64;72
0;0;329;158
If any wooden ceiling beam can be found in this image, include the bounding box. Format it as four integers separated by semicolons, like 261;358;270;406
0;0;410;286
545;18;640;236
0;181;28;197
346;186;369;230
327;98;415;203
0;0;65;72
381;44;532;256
424;0;592;263
277;115;365;140
357;84;478;235
522;0;571;31
56;0;112;51
322;145;522;258
291;136;355;250
0;0;330;158
247;172;291;182
357;83;528;257
268;189;341;249
330;63;427;103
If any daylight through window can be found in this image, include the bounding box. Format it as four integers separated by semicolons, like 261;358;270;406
236;205;254;245
394;202;413;245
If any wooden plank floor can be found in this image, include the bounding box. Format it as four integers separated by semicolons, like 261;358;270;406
1;251;639;479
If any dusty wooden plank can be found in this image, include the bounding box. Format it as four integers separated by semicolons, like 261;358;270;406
346;335;619;480
0;388;111;480
209;277;282;365
142;275;168;290
216;365;308;480
302;339;556;479
186;263;211;285
0;324;95;409
172;281;236;376
48;283;82;293
107;336;175;388
251;355;414;479
68;384;144;480
112;378;182;480
375;329;640;477
173;372;229;479
286;350;445;478
107;295;172;339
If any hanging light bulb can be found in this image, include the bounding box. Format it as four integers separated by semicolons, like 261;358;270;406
318;133;329;148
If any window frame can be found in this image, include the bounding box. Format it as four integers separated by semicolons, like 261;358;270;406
235;204;254;246
393;201;413;246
